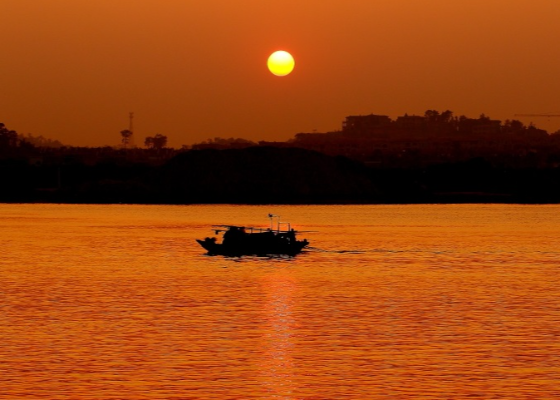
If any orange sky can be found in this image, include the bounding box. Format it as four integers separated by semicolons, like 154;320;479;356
1;0;560;147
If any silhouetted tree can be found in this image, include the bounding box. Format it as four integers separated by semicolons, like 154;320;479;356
503;119;525;134
145;134;167;150
0;123;18;148
144;136;153;148
440;110;453;123
21;133;63;148
424;110;440;123
511;120;525;131
479;113;491;122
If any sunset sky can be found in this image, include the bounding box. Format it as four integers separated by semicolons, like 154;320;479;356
2;0;560;147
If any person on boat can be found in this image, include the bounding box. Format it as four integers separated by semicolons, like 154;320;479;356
288;228;296;243
223;226;246;246
223;227;235;244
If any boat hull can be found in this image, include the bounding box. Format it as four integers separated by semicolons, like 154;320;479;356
196;237;308;257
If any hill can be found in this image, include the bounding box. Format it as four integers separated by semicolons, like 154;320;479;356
152;147;379;203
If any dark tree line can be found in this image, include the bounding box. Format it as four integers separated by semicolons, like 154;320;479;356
2;117;560;204
144;134;168;149
0;123;19;148
119;129;168;149
0;123;37;155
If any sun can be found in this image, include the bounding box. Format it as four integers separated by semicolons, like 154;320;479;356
267;51;295;77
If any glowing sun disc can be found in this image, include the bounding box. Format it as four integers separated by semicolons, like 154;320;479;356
267;51;295;76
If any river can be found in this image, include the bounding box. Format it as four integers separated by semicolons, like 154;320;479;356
1;204;559;399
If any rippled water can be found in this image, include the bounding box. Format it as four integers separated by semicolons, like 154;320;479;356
1;204;560;399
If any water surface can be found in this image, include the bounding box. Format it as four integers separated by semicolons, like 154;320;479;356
1;204;559;399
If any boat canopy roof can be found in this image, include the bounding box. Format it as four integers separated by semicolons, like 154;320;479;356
211;224;315;233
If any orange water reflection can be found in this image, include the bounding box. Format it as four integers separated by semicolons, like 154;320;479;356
1;204;560;399
259;271;298;399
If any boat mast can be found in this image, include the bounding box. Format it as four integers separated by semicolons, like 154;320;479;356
268;213;280;232
268;214;292;232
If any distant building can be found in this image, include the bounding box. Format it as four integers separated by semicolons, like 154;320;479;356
471;120;501;137
342;114;391;136
395;115;425;132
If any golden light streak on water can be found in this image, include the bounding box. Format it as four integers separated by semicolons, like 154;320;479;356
259;272;297;399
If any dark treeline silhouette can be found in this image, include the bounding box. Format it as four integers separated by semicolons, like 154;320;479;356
190;137;257;150
152;147;376;203
2;113;560;204
144;134;168;150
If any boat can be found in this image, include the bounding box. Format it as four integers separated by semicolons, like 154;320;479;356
197;214;310;256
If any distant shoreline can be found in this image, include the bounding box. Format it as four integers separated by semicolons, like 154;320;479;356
2;196;559;206
2;147;559;205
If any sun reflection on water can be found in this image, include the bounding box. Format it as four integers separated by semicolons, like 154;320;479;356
259;272;298;399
